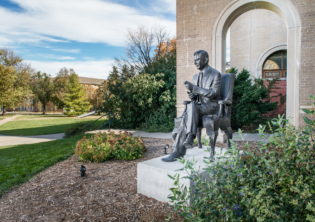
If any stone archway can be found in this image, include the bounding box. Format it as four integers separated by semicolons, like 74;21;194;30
212;0;301;127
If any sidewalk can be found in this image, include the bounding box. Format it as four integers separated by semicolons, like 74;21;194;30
87;129;270;141
0;115;21;126
0;133;65;147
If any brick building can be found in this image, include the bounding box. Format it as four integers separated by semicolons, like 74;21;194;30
176;0;315;128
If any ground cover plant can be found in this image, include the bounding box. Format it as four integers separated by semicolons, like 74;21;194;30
0;118;94;136
168;95;315;222
75;130;146;162
0;134;92;198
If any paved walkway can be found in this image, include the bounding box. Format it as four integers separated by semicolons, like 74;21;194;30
0;133;65;147
87;129;270;141
0;115;21;126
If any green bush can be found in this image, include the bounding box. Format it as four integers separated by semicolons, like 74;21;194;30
229;68;279;129
64;122;87;138
100;41;176;131
168;95;315;222
75;130;146;162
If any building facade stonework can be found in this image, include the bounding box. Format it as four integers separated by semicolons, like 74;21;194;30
176;0;315;128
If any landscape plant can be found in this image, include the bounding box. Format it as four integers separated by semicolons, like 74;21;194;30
75;130;146;162
101;33;176;131
167;95;315;222
229;67;280;129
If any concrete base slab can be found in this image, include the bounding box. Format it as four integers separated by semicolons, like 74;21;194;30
137;146;230;203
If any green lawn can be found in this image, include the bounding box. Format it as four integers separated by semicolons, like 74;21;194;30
0;118;98;136
0;134;92;197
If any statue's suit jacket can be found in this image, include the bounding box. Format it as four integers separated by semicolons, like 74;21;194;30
191;65;221;115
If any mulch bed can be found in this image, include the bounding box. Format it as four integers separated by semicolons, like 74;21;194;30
0;137;258;222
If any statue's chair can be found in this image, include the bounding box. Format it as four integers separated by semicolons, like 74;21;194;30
172;73;235;160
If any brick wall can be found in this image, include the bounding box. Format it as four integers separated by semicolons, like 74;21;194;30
263;80;286;118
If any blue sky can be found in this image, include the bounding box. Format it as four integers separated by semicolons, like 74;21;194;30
0;0;229;79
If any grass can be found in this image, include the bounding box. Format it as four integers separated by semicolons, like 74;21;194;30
0;134;92;197
0;118;98;136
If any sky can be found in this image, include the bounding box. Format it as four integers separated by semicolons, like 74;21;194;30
0;0;230;79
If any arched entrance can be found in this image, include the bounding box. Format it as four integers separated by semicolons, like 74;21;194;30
212;0;301;127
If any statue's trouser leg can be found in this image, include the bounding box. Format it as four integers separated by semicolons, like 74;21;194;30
186;102;200;137
171;113;188;155
171;103;200;155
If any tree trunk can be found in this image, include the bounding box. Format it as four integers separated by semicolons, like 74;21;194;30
2;106;6;116
42;103;46;115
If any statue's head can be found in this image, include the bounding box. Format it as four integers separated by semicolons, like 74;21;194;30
194;50;209;70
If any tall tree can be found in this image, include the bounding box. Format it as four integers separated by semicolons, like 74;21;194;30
115;25;170;72
0;65;15;113
64;72;91;116
30;72;54;115
0;49;32;115
51;67;71;109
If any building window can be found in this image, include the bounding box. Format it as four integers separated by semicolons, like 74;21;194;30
262;50;287;78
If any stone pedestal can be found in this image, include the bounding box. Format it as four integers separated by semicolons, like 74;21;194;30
137;146;229;203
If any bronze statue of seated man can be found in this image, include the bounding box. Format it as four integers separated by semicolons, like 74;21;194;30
162;50;221;162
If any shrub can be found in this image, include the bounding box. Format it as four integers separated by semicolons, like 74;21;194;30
229;68;279;129
168;95;315;222
100;39;176;131
75;130;146;162
64;122;87;138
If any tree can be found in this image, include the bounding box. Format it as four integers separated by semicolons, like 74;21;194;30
0;49;33;115
0;65;15;113
115;25;170;72
30;72;54;115
51;67;71;109
101;37;177;131
229;68;279;128
64;72;92;116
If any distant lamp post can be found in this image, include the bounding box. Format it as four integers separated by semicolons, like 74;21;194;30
164;144;169;155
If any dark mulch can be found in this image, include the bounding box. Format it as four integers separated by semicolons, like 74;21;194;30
0;137;183;222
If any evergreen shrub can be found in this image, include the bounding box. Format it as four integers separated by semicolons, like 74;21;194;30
75;130;146;162
229;68;279;129
168;95;315;222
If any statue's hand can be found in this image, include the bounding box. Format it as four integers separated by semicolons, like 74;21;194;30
184;81;193;91
187;91;197;100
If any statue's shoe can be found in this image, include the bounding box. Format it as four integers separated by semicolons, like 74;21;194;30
161;152;184;162
183;134;194;149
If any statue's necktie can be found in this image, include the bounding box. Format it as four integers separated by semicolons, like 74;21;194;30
198;71;203;88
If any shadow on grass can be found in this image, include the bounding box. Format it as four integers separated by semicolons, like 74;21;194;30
0;119;108;136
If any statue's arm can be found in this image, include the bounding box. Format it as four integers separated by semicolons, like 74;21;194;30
192;73;221;98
